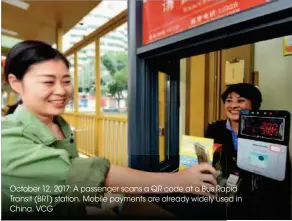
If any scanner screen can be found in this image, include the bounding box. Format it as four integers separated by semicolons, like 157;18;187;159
240;116;285;141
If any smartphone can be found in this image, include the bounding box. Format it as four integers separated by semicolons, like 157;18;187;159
194;142;210;163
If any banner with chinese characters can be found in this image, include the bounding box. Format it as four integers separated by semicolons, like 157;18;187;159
143;0;272;45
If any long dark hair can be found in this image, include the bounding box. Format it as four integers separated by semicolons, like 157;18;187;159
6;103;19;115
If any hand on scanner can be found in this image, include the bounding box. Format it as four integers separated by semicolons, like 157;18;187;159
176;163;218;196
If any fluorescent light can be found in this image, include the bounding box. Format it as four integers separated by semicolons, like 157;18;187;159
1;28;18;36
2;0;30;10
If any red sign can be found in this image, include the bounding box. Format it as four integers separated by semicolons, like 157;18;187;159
143;0;272;45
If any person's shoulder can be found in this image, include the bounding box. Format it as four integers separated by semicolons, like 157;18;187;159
2;114;40;145
2;114;25;135
205;120;227;137
1;115;32;154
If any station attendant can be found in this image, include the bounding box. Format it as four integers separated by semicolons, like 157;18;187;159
205;83;291;219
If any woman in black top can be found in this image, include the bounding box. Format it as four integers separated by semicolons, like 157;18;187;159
206;83;291;220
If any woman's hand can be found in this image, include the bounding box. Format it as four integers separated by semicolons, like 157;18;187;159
105;163;217;196
175;163;217;196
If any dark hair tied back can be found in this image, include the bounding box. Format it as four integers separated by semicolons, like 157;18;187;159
4;40;69;82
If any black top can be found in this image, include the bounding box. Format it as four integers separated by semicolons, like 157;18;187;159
205;120;291;220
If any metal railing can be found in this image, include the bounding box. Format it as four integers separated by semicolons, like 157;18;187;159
62;113;128;166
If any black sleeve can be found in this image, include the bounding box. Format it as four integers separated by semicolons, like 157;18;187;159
205;123;219;168
205;123;214;139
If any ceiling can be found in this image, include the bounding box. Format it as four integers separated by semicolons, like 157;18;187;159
1;0;101;55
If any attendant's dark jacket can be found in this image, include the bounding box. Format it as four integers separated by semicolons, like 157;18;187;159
205;120;291;220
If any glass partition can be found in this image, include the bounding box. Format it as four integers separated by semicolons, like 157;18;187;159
100;23;128;116
65;55;75;112
77;43;96;114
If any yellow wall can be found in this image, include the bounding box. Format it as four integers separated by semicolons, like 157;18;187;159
205;52;220;125
179;59;187;143
158;72;166;162
189;55;206;137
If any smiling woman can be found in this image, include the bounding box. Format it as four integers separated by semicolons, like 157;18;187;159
1;40;218;219
4;41;74;138
205;83;262;174
220;83;262;133
9;60;73;115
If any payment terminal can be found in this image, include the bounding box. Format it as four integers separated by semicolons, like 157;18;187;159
237;110;290;181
